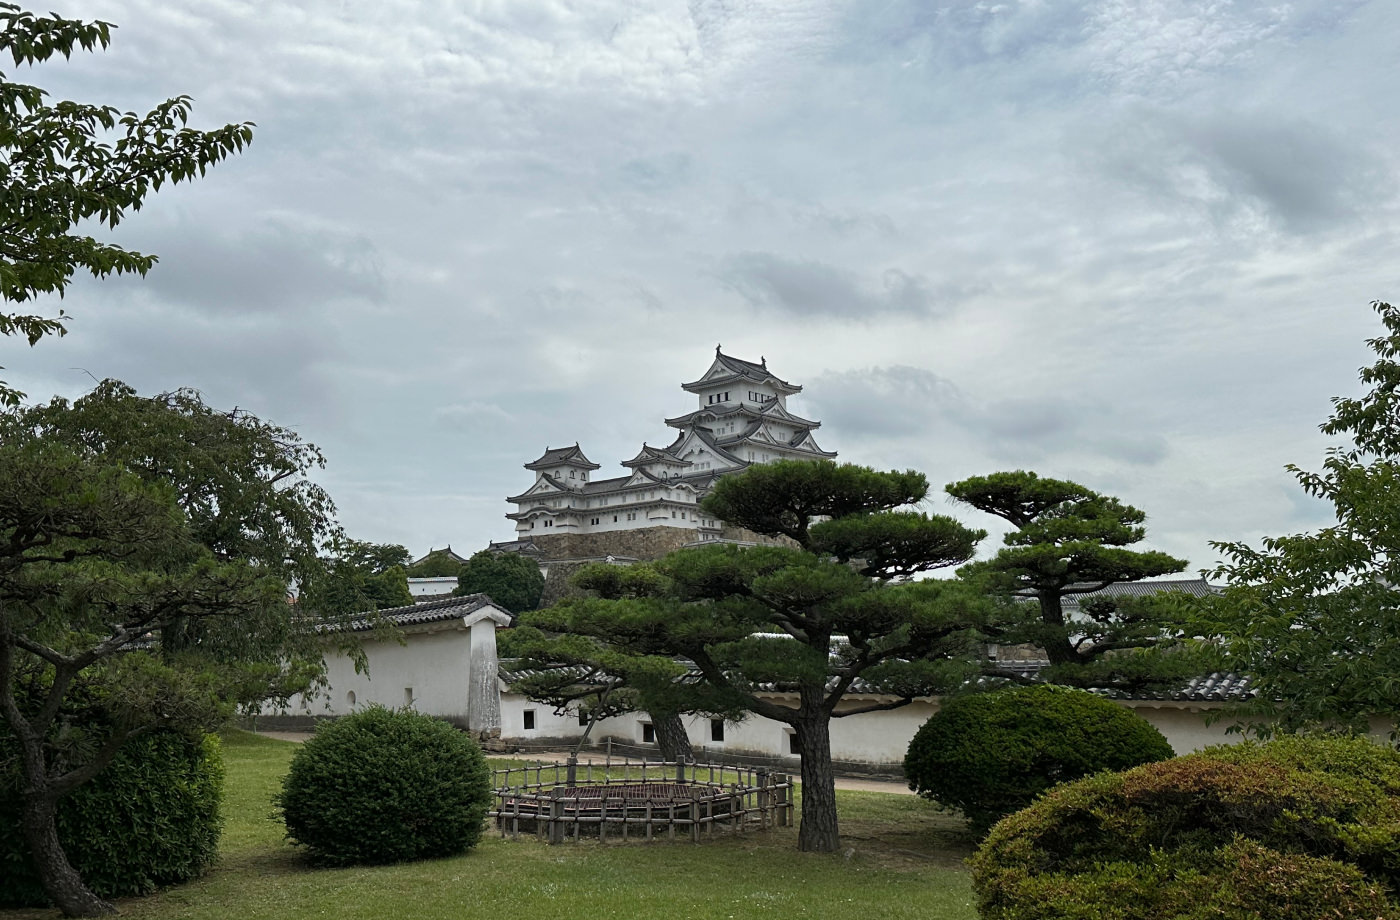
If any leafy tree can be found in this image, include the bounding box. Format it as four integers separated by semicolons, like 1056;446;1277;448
0;4;252;404
946;471;1194;688
300;539;412;615
1200;301;1400;736
0;384;350;916
454;549;543;614
0;440;278;916
521;460;998;852
404;548;464;578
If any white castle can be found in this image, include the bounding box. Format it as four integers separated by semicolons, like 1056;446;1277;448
498;348;835;563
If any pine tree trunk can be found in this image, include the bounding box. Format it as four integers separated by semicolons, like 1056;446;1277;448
1038;591;1078;665
652;710;692;761
794;716;840;852
20;791;115;916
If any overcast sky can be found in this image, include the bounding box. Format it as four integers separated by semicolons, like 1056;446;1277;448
6;0;1399;574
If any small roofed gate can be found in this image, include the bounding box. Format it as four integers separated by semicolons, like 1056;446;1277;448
489;756;793;844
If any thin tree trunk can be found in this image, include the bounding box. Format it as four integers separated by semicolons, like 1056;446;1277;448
651;710;692;761
794;716;840;852
19;791;115;916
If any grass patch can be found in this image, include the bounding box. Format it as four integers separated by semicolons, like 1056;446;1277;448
2;731;976;920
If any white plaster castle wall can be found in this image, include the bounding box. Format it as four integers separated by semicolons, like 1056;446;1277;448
495;690;1242;763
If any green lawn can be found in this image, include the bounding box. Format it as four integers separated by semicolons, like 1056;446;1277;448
3;732;977;920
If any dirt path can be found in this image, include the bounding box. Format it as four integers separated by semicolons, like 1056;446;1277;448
253;732;914;795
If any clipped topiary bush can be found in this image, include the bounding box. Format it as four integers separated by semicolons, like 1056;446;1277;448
0;730;223;908
903;684;1174;832
277;706;492;866
970;734;1400;920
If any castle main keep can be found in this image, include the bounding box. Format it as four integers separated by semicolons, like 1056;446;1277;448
495;348;836;566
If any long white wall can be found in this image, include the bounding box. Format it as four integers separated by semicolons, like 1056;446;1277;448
498;692;1245;765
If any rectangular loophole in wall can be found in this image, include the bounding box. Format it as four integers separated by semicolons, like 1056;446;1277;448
710;719;725;743
641;722;655;744
788;732;800;756
404;687;414;707
524;709;536;731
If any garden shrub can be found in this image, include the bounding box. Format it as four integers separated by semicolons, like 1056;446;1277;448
970;734;1400;920
277;706;492;866
0;730;223;907
903;684;1174;832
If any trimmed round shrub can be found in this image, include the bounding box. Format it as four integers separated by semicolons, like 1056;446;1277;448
970;735;1400;920
0;730;223;908
903;684;1174;832
277;706;491;866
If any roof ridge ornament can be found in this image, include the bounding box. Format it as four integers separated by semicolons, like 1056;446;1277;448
716;343;722;355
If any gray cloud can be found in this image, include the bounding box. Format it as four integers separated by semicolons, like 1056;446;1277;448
8;0;1399;570
717;253;962;319
809;366;1169;468
1087;110;1393;234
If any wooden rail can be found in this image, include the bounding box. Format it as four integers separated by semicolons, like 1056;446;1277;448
488;756;793;844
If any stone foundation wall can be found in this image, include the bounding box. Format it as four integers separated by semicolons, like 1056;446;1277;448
532;527;697;562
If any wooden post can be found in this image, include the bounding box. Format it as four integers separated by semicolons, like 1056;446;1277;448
756;768;769;830
567;754;577;789
548;796;564;845
606;737;612;770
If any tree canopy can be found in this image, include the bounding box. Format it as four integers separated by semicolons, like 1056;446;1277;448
514;459;998;852
299;540;412;616
946;471;1195;688
1199;301;1400;736
0;384;349;916
454;549;543;614
0;4;252;404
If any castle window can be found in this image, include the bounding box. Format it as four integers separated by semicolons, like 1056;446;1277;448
524;710;536;731
569;470;575;478
711;719;725;742
613;515;618;522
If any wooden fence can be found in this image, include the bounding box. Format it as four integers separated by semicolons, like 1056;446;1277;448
489;756;794;844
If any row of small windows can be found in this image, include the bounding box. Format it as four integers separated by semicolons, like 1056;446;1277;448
706;392;731;404
748;391;775;403
521;710;798;753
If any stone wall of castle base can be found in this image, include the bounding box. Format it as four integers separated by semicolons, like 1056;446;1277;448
532;527;696;563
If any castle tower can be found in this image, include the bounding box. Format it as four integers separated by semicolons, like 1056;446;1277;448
504;349;835;563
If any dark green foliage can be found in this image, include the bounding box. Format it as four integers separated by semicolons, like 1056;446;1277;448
405;549;466;578
1201;302;1400;736
0;731;223;907
970;735;1400;919
946;471;1196;688
904;685;1173;832
514;459;1000;852
455;549;544;614
277;707;491;866
301;539;413;614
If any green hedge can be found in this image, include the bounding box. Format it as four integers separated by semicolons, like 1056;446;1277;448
903;684;1174;832
276;706;492;866
970;734;1400;919
0;730;223;907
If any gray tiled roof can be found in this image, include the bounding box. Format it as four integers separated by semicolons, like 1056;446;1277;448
501;656;1253;703
1063;578;1219;601
340;593;497;632
525;444;600;471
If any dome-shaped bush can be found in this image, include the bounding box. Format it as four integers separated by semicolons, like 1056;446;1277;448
971;735;1400;920
903;684;1173;832
0;730;223;907
277;706;491;866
